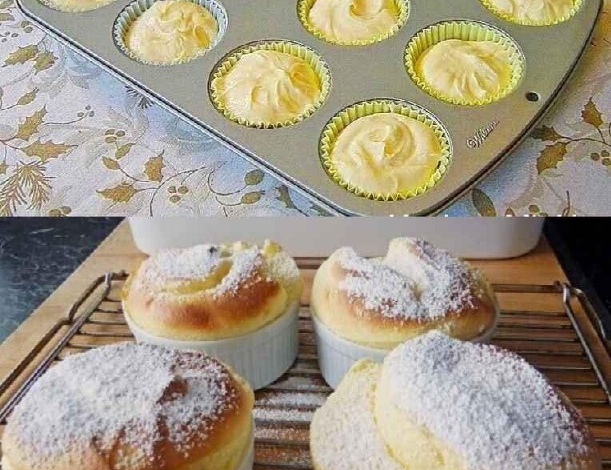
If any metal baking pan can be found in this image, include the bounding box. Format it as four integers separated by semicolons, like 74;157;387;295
14;0;603;215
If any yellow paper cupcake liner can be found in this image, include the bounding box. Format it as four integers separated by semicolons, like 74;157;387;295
405;21;525;106
40;0;118;13
297;0;409;46
479;0;583;26
209;40;332;129
319;99;452;201
114;0;227;66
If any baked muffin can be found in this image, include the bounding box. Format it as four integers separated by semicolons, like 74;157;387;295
313;238;498;348
311;237;498;388
122;240;302;389
211;47;324;127
305;0;405;45
310;332;601;470
125;0;218;65
482;0;578;25
2;342;255;470
415;39;513;104
328;112;444;198
310;359;402;470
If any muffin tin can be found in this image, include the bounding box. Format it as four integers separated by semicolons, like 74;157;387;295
14;0;603;215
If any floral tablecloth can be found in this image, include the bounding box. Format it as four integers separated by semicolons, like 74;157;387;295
0;0;609;217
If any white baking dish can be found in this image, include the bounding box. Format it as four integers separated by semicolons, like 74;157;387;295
124;301;299;390
312;309;498;390
312;314;388;390
128;218;544;259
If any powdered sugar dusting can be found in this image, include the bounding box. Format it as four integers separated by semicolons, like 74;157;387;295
256;392;326;407
132;241;299;300
338;247;420;319
310;361;404;470
336;238;481;320
384;332;590;470
212;247;262;296
253;408;314;422
138;244;224;287
4;343;239;469
265;250;301;292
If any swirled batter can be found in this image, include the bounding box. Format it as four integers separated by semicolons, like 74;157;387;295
330;113;442;196
415;39;513;103
126;0;218;64
486;0;575;23
308;0;400;43
214;50;322;126
45;0;117;12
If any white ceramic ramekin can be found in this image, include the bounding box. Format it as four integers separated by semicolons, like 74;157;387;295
312;311;498;389
124;301;299;390
311;314;388;390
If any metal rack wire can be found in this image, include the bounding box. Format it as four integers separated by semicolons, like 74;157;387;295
0;271;610;469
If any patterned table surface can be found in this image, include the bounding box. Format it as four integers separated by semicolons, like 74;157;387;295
0;0;609;217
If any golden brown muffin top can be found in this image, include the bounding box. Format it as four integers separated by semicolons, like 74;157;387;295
3;342;254;470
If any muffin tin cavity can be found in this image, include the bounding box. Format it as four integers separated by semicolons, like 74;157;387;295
114;0;228;66
209;40;332;129
297;0;410;46
39;0;119;12
405;21;525;106
319;99;452;201
479;0;583;26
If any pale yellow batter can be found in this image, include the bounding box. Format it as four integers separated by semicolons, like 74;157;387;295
307;0;400;43
330;113;442;196
214;50;322;126
126;0;218;64
46;0;117;11
416;39;513;103
485;0;575;23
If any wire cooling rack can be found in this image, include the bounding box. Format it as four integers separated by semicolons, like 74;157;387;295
0;271;610;469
